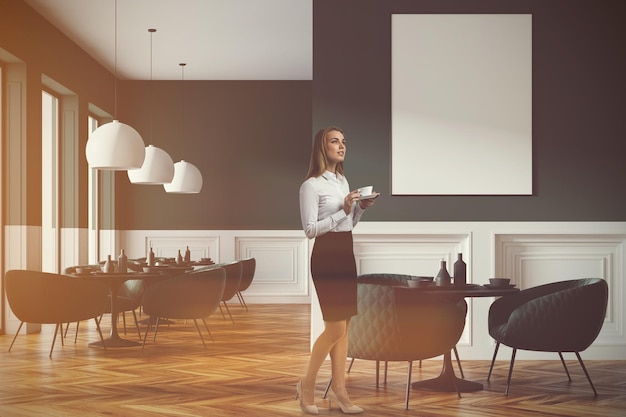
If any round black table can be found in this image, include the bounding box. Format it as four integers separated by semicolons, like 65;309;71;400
408;283;520;393
72;272;166;348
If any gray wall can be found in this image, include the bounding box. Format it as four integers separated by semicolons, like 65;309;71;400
116;0;626;231
115;80;312;230
313;0;626;221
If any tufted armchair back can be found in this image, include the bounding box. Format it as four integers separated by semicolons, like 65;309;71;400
348;273;467;363
346;273;467;409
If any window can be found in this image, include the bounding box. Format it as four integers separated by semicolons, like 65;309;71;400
42;90;60;272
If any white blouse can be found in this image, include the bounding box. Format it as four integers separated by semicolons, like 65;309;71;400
299;171;365;239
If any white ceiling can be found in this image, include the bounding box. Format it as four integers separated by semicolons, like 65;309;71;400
23;0;312;81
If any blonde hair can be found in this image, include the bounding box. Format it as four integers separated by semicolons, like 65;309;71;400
305;126;345;179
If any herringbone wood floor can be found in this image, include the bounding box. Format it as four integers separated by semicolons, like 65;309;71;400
1;303;625;417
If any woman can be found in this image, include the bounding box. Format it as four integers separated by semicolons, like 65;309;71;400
297;126;377;414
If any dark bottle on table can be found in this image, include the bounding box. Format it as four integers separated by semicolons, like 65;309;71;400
147;245;155;267
435;260;451;286
184;245;191;263
454;253;466;286
176;249;183;265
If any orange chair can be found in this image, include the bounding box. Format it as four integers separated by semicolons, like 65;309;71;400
6;270;109;357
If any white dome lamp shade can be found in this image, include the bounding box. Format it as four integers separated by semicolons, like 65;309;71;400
86;120;146;170
164;160;203;194
127;145;175;184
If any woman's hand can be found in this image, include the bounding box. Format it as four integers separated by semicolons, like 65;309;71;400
359;193;378;209
343;190;361;215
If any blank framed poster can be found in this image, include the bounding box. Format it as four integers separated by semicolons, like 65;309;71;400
391;14;532;195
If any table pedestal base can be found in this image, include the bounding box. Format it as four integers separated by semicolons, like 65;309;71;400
89;333;141;348
411;351;484;393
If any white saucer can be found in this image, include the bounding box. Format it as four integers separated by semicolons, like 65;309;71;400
359;193;379;200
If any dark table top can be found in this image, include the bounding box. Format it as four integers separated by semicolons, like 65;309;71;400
403;283;519;297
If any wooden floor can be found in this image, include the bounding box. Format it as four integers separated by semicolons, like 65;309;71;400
1;303;625;417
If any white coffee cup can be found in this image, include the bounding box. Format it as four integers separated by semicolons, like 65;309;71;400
358;186;373;196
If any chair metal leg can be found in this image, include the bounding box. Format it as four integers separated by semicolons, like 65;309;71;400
8;322;25;352
50;323;61;357
323;377;332;399
74;321;80;343
59;323;65;347
218;304;226;320
375;360;380;387
347;357;355;373
558;351;572;381
192;319;207;349
452;372;462;399
222;301;235;323
201;318;214;342
487;341;501;382
236;291;249;311
132;310;142;340
93;317;106;350
63;322;71;338
575;351;598;396
153;318;161;342
405;361;413;410
141;321;150;349
453;346;464;378
505;348;517;395
384;361;388;384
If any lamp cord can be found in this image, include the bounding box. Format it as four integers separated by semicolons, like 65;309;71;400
113;0;118;120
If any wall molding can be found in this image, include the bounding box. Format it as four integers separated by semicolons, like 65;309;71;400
41;222;626;360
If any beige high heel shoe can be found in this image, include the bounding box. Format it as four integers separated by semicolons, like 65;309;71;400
295;380;319;415
328;388;364;414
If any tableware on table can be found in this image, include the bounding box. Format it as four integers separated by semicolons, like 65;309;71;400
435;260;451;286
453;253;466;286
484;283;516;289
118;249;128;274
147;245;155;266
408;276;434;288
102;255;113;273
489;278;511;286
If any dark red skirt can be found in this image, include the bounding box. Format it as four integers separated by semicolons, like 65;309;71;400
311;231;358;322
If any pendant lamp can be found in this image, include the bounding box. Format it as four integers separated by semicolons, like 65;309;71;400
128;144;175;184
164;63;203;194
86;0;145;170
128;29;175;184
164;160;203;193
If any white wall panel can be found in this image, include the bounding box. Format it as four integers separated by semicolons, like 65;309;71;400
117;222;626;360
495;234;626;355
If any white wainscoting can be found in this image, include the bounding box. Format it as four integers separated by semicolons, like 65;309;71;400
120;230;311;304
116;222;626;359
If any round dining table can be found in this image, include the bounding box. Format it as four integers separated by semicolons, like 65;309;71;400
72;271;167;348
407;283;520;393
